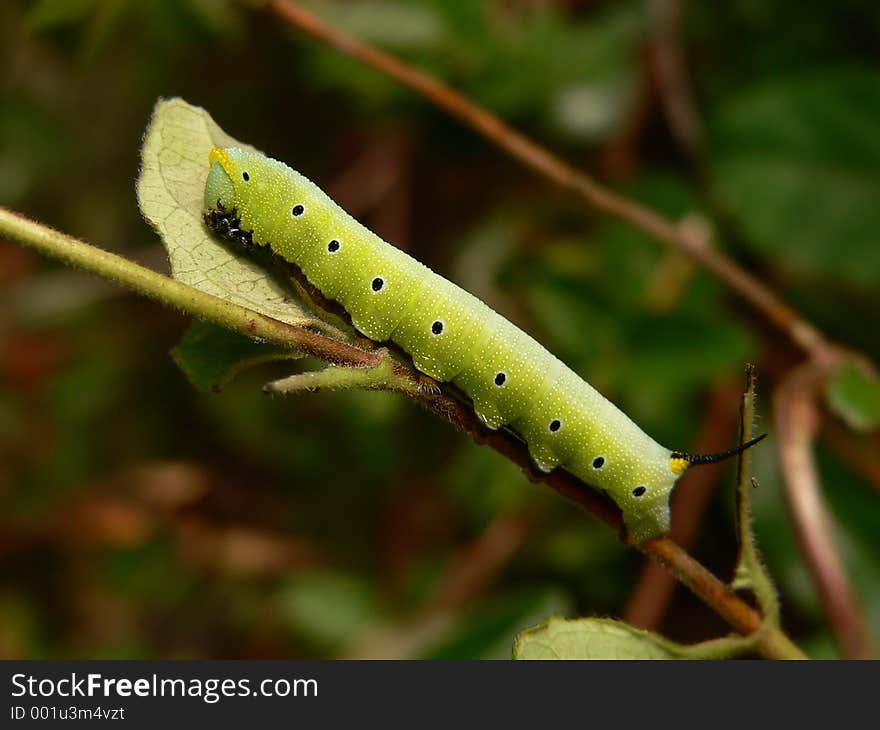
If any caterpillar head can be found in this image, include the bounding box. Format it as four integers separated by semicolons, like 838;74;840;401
203;147;312;249
204;147;238;214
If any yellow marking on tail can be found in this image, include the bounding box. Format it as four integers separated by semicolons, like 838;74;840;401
669;457;689;475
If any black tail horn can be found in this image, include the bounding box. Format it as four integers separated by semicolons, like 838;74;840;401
671;433;767;466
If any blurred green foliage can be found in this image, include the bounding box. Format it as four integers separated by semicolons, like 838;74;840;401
0;0;877;659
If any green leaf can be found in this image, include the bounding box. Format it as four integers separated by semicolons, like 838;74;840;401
136;97;318;327
171;321;303;393
513;616;751;660
827;360;880;432
710;66;880;289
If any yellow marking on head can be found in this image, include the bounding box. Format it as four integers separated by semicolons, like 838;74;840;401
669;457;690;475
208;147;234;175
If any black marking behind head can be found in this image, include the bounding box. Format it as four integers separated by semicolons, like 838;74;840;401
203;206;258;253
672;433;767;466
202;202;325;316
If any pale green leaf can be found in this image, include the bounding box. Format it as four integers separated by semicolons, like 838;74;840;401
513;616;751;660
136;97;317;326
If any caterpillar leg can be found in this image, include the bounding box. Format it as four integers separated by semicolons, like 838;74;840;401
530;456;554;474
523;456;556;483
415;371;442;395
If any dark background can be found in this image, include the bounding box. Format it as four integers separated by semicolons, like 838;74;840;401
1;0;878;659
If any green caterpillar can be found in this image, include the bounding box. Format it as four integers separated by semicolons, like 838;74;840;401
202;146;763;543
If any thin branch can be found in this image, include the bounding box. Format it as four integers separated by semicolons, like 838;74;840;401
641;537;804;659
821;417;880;495
0;206;805;659
648;0;704;158
0;209;382;370
346;510;529;659
265;359;397;394
773;363;874;659
267;0;840;366
425;511;529;614
733;365;779;620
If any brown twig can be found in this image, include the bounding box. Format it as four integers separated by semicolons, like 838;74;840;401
821;417;880;494
0;205;805;657
774;363;874;659
648;0;705;158
267;0;840;366
347;510;529;658
427;511;530;613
